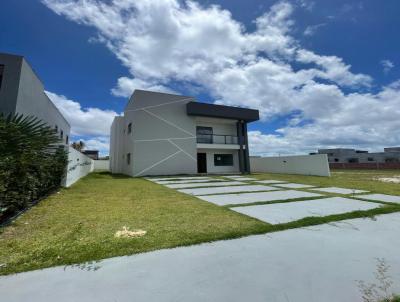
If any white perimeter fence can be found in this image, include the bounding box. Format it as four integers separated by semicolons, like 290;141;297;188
250;154;330;177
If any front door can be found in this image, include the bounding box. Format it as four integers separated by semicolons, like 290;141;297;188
197;153;207;173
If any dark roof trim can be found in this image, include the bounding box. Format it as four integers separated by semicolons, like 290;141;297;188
82;150;99;154
186;101;259;122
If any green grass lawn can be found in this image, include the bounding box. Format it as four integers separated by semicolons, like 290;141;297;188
0;172;269;275
254;169;400;195
1;169;400;276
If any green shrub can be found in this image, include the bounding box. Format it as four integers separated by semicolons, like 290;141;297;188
0;114;68;223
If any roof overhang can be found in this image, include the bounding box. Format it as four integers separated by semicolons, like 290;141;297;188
186;102;259;123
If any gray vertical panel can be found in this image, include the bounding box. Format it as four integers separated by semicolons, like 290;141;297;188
0;54;22;115
237;121;244;174
243;122;250;174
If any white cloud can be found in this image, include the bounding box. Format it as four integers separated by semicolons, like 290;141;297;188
381;59;395;74
83;136;110;156
46;91;118;137
111;77;175;97
42;0;400;154
297;0;315;11
303;23;326;36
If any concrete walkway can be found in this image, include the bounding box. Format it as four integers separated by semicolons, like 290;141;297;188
1;213;400;302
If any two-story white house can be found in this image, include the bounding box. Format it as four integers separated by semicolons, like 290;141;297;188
110;90;259;176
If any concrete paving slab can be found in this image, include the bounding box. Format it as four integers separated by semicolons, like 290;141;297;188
178;185;278;196
357;193;400;204
254;180;287;184
166;181;244;189
223;177;256;181
311;187;369;195
231;197;381;224
2;213;400;302
197;190;322;206
224;175;244;178
274;183;316;189
146;176;211;182
156;179;223;185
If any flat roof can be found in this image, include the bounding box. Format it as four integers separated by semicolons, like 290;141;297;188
186;101;259;122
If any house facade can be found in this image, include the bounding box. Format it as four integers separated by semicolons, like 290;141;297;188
0;53;70;145
110;90;259;176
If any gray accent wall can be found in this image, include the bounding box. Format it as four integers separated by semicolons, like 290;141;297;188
111;90;197;176
0;53;70;144
0;54;22;114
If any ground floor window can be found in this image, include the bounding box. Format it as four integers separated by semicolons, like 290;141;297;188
127;153;131;165
214;154;233;166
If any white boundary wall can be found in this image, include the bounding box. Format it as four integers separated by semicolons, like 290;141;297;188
94;160;110;171
62;147;94;187
250;154;330;177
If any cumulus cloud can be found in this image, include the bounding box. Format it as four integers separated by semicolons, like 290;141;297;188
46;91;118;137
111;77;175;97
82;136;110;155
42;0;400;154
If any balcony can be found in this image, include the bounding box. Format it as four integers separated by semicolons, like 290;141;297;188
196;134;239;145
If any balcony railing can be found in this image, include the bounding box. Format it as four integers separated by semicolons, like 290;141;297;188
196;134;239;144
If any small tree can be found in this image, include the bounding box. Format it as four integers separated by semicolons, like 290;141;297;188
0;114;68;223
71;140;85;152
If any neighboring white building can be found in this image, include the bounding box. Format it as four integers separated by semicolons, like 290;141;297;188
316;148;400;163
110;90;259;176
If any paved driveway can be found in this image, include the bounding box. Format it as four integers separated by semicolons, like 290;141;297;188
1;213;400;302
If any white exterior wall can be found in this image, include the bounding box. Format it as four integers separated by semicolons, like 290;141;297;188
94;160;110;171
63;147;94;187
250;154;330;177
198;148;240;173
110;116;125;174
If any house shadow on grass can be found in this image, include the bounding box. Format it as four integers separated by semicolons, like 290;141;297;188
92;171;132;179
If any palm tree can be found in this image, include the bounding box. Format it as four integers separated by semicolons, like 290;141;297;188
0;113;68;223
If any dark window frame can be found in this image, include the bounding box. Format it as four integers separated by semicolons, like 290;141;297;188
128;123;132;134
214;154;233;166
127;153;131;165
196;126;213;144
348;158;359;163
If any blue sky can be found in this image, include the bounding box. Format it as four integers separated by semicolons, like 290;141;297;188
1;0;399;155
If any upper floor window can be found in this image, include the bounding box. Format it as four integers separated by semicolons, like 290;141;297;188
60;130;64;139
55;125;58;133
66;135;69;145
196;126;213;144
128;123;132;134
0;65;4;90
